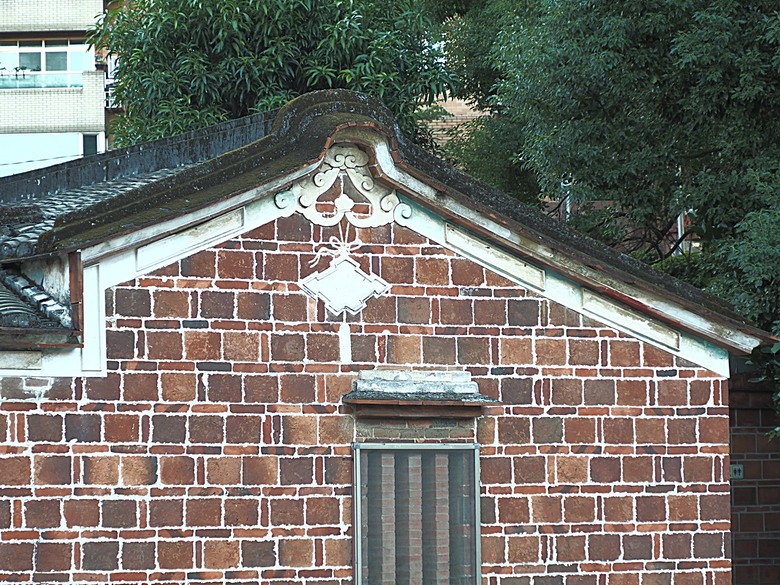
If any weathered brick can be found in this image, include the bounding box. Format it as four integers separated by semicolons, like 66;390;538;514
533;417;563;443
190;415;224;443
243;456;278;485
82;541;119;570
36;542;71;572
589;534;621;561
307;333;340;362
149;499;183;527
415;257;449;285
152;415;186;443
184;331;222;361
273;294;308;322
64;499;99;527
590;458;620;483
422;336;456;364
557;535;586;562
83;455;119;485
107;329;135;359
508;299;540;326
244;375;279;403
146;331;183;360
226;415;262;443
158;540;194;569
103;499;137;528
122;456;157;485
218;249;255;279
279;538;313;567
569;339;599;365
398;296;431;324
535;339;567;365
0;543;33;571
387;335;421;364
237;291;271;320
280;375;316;403
204;539;240;569
636;496;665;522
499;337;533;364
507;536;539;563
306;497;340;525
280;457;314;485
662;533;692;559
242;540;276;567
25;499;61;528
181;250;216;277
623;535;653;560
200;290;235;319
207;457;241;485
451;258;484;286
161;372;196;402
34;455;71;485
27;414;63;442
85;372;121;401
186;498;221;526
207;373;242;402
271;333;306;361
122;541;156;570
124;373;159;402
514;456;546;484
115;289;151;317
153;289;189;318
381;256;414;283
271;498;304;525
502;378;533;404
498;418;530;444
531;495;562;522
458;336;490;364
160;456;195;485
265;253;299;281
225;499;259;526
104;414;140;442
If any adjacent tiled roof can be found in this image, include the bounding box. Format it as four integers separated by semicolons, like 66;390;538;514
0;168;185;259
0;269;70;330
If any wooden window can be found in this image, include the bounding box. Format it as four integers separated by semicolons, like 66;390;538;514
354;443;480;585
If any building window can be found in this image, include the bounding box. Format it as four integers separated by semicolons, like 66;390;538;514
82;134;98;156
0;40;91;89
353;443;480;585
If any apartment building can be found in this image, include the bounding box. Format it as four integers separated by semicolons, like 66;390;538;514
0;0;105;177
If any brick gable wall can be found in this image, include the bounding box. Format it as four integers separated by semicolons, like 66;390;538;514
0;215;730;584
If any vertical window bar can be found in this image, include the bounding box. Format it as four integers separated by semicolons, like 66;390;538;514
355;444;480;585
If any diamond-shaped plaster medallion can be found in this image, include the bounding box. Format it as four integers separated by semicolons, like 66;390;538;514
300;255;390;316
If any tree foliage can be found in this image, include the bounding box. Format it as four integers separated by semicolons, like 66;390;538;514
445;0;780;335
89;0;454;146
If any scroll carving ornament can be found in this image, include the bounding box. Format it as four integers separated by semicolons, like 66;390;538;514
274;144;411;228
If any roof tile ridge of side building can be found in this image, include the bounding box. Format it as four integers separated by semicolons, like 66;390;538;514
0;108;277;205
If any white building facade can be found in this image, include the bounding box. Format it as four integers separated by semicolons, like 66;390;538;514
0;0;105;177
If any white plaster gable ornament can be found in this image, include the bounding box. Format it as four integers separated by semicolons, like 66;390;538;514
299;224;390;317
274;144;411;228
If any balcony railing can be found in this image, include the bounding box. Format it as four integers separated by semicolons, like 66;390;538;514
0;71;83;90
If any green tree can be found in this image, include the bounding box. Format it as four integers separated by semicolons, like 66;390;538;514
90;0;454;146
446;0;780;334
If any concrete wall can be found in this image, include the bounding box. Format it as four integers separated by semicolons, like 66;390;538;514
0;217;731;584
0;70;104;134
0;1;103;33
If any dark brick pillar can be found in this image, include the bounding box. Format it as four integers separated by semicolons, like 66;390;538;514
730;375;780;585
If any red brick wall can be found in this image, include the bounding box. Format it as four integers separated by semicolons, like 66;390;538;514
730;379;780;585
0;215;730;584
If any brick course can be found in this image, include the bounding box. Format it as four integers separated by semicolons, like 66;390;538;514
0;219;730;584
